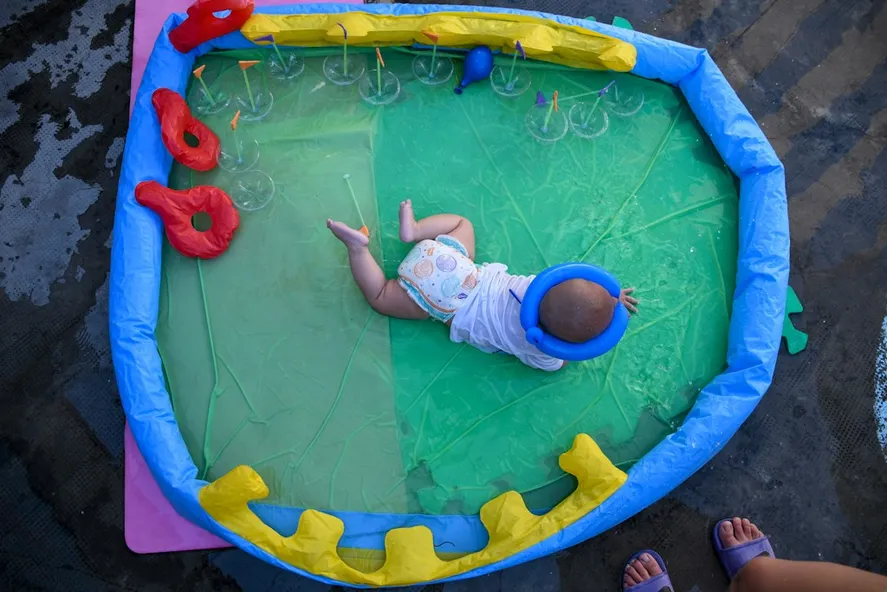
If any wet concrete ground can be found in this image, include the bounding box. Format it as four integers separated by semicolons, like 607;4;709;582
2;0;886;589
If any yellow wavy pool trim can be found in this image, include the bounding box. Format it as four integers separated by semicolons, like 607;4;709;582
339;546;466;572
199;433;627;586
240;12;637;72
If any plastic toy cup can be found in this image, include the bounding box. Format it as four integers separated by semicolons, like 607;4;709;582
490;64;531;97
229;170;275;211
413;55;455;85
568;102;609;139
269;52;305;81
359;68;400;105
525;103;567;143
603;83;645;116
323;54;366;86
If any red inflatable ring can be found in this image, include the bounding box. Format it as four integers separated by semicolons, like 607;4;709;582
153;88;220;172
136;181;240;259
169;0;255;54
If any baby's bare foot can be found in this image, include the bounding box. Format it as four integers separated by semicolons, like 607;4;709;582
327;219;369;248
399;200;419;243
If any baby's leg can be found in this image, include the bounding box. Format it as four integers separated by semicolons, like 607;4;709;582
399;200;475;259
327;219;429;320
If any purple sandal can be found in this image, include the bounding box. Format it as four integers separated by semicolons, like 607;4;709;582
623;550;674;592
713;519;775;579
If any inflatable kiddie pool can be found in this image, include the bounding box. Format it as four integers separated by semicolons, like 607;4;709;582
110;1;788;586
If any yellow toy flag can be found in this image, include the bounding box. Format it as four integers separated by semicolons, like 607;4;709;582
238;60;259;70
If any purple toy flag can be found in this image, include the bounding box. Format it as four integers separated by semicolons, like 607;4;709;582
535;91;547;106
516;40;526;59
256;34;274;43
504;40;527;90
599;80;616;96
337;23;350;76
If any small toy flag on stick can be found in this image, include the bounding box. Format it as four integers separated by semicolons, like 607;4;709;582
424;31;440;76
257;34;287;70
192;64;215;105
238;60;259;110
230;110;243;162
342;173;369;236
337;23;349;76
375;48;385;96
543;90;558;131
507;40;525;88
581;80;614;129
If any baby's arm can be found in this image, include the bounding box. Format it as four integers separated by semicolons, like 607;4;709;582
620;288;639;313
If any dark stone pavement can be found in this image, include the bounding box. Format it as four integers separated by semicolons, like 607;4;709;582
2;0;886;589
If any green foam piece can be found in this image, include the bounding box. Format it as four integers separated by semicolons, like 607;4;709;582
584;16;597;22
612;16;634;30
782;286;808;354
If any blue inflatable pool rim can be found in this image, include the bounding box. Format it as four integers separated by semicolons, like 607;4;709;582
110;3;788;586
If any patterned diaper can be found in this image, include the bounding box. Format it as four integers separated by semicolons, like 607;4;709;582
397;235;481;322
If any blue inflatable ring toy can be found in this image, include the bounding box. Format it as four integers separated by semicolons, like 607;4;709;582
520;263;630;361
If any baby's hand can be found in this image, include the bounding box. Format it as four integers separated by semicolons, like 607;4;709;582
620;288;639;314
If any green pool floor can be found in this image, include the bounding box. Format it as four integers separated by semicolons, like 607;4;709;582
157;48;738;515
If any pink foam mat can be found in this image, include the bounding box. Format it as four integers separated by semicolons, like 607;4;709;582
125;425;230;552
125;0;361;553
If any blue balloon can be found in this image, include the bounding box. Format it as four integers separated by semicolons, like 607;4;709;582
454;46;494;95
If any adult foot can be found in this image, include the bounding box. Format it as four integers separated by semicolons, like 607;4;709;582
327;219;369;248
399;200;419;242
719;517;765;549
623;552;665;590
714;517;774;580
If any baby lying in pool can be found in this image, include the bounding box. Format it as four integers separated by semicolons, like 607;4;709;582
327;201;639;371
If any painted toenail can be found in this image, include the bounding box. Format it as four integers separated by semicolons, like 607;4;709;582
641;553;652;561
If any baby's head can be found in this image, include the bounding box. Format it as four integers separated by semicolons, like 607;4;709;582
539;279;615;343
